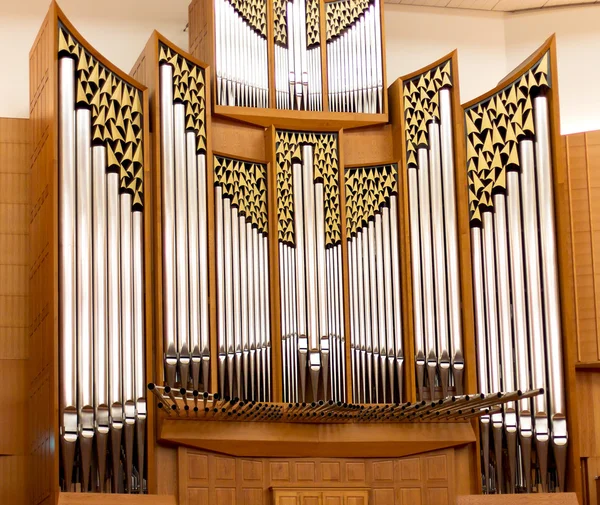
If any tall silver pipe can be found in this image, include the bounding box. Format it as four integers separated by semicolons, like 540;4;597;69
375;213;387;403
290;242;300;402
368;220;380;402
471;226;491;492
216;186;227;393
159;64;177;387
507;167;533;492
280;243;289;401
262;234;272;401
417;148;437;394
92;146;109;490
374;0;383;111
300;146;321;399
231;206;242;397
482;210;503;492
439;88;463;393
223;199;235;395
76;108;94;490
360;227;373;402
120;191;135;491
356;232;367;402
197;153;210;389
382;205;396;402
132;209;146;491
389;196;404;402
521;138;549;490
186;133;201;391
334;243;346;401
59;57;77;490
534;95;568;490
247;222;256;399
408;168;425;400
174;103;190;388
214;0;223;104
253;228;261;400
240;214;249;398
349;239;362;402
493;193;517;492
106;170;122;492
428;122;450;398
326;248;334;399
315;182;329;398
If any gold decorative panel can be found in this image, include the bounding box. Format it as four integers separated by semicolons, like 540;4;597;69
403;59;452;167
326;0;372;41
344;163;398;237
275;130;340;246
273;0;288;46
464;51;550;225
307;0;321;47
228;0;267;38
159;43;207;154
58;24;145;209
213;155;268;234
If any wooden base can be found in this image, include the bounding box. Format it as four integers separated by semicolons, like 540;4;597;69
214;105;388;131
58;492;177;505
457;493;579;505
159;419;476;458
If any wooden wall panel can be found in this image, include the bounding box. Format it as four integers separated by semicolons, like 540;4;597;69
28;7;57;505
0;117;30;505
177;447;460;505
565;132;600;364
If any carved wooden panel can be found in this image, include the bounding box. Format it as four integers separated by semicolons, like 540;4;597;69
177;447;456;505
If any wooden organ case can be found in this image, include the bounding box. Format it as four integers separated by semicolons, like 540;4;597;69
26;1;585;505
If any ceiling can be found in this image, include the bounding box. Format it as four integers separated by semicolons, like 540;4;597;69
384;0;600;11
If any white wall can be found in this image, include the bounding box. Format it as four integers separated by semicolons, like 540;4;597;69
0;0;189;119
1;1;600;134
383;4;507;105
504;5;600;135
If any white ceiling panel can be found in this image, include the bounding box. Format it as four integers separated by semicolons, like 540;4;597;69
386;0;600;11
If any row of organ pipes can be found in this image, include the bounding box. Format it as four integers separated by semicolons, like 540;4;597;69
403;68;465;402
346;165;404;404
326;0;383;113
275;0;323;111
466;55;568;493
277;137;347;402
214;157;272;401
58;47;146;492
159;62;211;392
214;0;269;107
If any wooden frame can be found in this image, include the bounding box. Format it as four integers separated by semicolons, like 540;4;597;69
28;3;151;502
187;0;389;131
461;35;582;498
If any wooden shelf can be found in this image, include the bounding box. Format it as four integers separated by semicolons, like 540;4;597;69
158;419;476;458
213;105;388;131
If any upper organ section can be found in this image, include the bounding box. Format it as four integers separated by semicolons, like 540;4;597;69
465;52;550;226
58;25;145;209
158;43;207;154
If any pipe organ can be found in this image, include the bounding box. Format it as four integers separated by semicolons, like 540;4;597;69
158;44;210;392
401;58;464;402
345;164;404;404
465;50;569;494
57;23;147;493
276;131;346;402
274;0;323;111
214;0;269;107
214;155;272;401
28;2;584;503
326;0;383;114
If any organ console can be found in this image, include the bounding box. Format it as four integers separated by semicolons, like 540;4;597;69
25;1;584;503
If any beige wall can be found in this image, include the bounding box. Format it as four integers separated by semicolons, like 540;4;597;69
504;5;600;135
383;4;507;106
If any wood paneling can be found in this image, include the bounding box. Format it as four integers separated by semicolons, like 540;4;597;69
57;493;177;505
0;118;30;486
177;447;460;505
565;131;600;365
456;493;579;505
